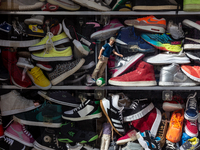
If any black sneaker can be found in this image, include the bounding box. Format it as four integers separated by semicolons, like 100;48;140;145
58;122;98;144
38;90;81;107
62;100;102;121
0;64;9;81
80;52;95;70
3;136;27;150
123;98;154;122
185;50;200;63
132;0;180;11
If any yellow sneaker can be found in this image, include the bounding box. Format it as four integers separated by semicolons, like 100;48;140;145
31;46;73;61
27;66;51;90
29;32;70;51
27;25;46;37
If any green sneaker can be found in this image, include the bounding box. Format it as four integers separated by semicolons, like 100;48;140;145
183;0;200;11
58;122;98;144
13;102;62;128
29;32;70;51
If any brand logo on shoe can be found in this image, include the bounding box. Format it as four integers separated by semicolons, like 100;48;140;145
32;26;38;32
110;108;117;114
68;131;75;137
147;18;159;23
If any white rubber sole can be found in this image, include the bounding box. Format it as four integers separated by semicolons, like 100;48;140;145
162;102;183;112
159;81;198;86
134;25;165;34
185;125;198;137
132;5;178;11
0;39;40;48
184;44;200;50
62;113;102;121
80;61;95;70
16;62;34;69
34;140;55;150
62;19;73;40
181;67;200;83
51;59;85;85
31;54;73;62
184;112;198;121
36;64;53;72
47;0;80;10
19;2;44;10
183;19;200;31
13;116;61;128
4;131;33;147
24;19;43;25
108;80;157;86
146;58;190;65
186;53;200;62
73;39;90;56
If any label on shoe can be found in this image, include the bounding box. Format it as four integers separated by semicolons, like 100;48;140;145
162;91;173;101
94;89;105;100
80;38;91;46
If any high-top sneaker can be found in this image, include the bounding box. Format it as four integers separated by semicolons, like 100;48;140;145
3;136;27;150
185;119;198;137
4;121;35;147
2;48;32;88
109;61;157;86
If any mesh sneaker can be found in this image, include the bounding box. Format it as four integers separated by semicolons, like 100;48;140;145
183;0;200;11
4;122;35;147
180;137;200;150
62;100;102;121
167;20;184;40
185;120;198;137
58;122;98;144
181;65;200;82
16;57;34;69
124;16;166;34
116;129;137;145
141;33;182;52
47;0;80;10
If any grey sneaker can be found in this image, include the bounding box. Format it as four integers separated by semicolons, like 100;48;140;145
16;57;34;69
122;142;142;150
167;20;184;40
180;137;200;150
48;58;85;85
0;90;40;116
159;63;199;86
24;15;44;25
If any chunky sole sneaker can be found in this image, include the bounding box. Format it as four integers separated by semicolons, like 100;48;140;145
0;39;40;48
47;0;80;10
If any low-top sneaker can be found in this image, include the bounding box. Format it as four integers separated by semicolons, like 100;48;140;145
116;129;137;145
185;120;198;137
180;137;200;150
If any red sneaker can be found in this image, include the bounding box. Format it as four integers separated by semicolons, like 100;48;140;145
0;112;3;138
181;65;200;82
108;61;157;86
2;48;32;88
36;61;53;71
51;23;62;35
116;129;137;145
185;119;198;137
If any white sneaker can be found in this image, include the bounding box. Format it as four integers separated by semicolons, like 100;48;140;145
85;74;96;86
16;57;34;69
24;15;44;25
47;0;80;10
167;20;184;40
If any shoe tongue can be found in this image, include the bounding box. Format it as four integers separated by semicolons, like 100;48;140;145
176;113;181;118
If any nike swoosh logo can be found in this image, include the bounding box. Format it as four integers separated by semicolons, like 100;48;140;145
185;37;200;43
36;112;61;122
148;18;159;23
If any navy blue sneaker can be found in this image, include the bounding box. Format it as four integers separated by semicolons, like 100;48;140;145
181;132;191;145
0;21;12;33
115;26;156;56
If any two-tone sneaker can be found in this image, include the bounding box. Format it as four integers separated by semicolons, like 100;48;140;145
116;129;137;145
180;137;200;150
185;120;198;137
27;25;46;37
47;0;80;10
181;65;200;82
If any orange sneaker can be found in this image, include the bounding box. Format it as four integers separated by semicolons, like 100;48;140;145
166;109;184;143
181;65;200;82
124;16;166;33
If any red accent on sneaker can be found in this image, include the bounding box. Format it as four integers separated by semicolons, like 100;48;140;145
185;119;198;137
0;124;3;138
36;61;53;71
41;3;59;11
51;23;62;35
116;129;137;145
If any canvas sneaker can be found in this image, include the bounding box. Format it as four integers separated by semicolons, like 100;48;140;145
185;120;198;137
181;65;200;82
116;129;137;145
167;20;184;40
48;58;85;85
4;122;35;147
16;57;34;69
165;140;178;150
62;100;102;121
166;109;184;143
24;15;44;25
123;98;154;122
124;16;166;33
36;61;53;71
27;66;52;90
27;25;46;37
91;19;124;41
0;90;39;116
0;21;12;33
47;0;80;10
58;122;98;144
3;136;27;150
181;132;192;145
109;61;157;86
13;102;62;128
183;0;200;11
180;137;200;150
184;93;199;121
141;33;182;52
159;63;198;86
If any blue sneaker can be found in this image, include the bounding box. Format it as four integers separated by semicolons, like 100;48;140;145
115;27;155;56
181;132;192;145
184;92;198;121
0;21;12;33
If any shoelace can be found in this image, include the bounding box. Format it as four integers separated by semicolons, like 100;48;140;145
22;125;33;138
44;32;55;55
172;115;182;128
31;67;43;80
118;106;124;123
188;92;197;109
73;101;87;112
166;140;176;149
130;100;139;110
4;136;14;145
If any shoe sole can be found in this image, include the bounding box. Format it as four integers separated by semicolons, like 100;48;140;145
29;38;70;51
31;54;73;62
123;103;154;122
28;33;45;38
51;58;85;85
186;53;200;63
184;44;200;50
13;115;61;128
24;19;43;25
100;99;123;136
0;39;40;48
181;67;200;83
183;19;200;31
145;57;190;65
4;131;33;147
34;140;55;150
62;19;73;40
47;0;80;10
133;25;165;34
159;81;198;86
184;112;198;121
116;137;137;145
36;64;53;72
108;80;157;86
16;62;34;70
112;53;144;78
184;125;198;137
62;113;102;121
136;133;151;150
73;39;90;56
80;61;95;70
162;102;183;112
38;91;80;107
184;4;200;11
132;5;178;11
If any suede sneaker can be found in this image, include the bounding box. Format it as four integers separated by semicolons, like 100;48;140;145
181;65;200;82
116;129;137;145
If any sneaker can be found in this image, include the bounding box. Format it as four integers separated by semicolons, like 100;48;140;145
58;122;98;143
47;0;80;10
91;19;124;41
4;122;34;147
108;61;157;86
166;109;184;143
104;0;129;10
38;90;81;107
48;58;85;85
137;130;161;150
116;129;137;145
124;16;166;33
167;20;184;40
16;57;34;69
184;93;198;121
100;94;125;136
183;0;200;11
31;46;73;61
0;21;12;33
41;3;59;11
80;52;95;70
85;74;96;86
66;143;83;150
180;137;200;150
165;140;177;150
122;142;143;150
36;61;53;71
0;111;4;138
123;98;154;122
185;120;198;137
27;66;52;90
51;23;62;35
13;102;62;128
0;90;39;116
73;39;91;58
181;65;200;82
72;0;110;11
27;25;46;37
144;51;190;65
29;32;70;51
117;93;131;108
0;0;44;10
3;136;27;150
24;15;44;25
0;64;9;81
141;33;182;52
159;63;198;86
132;0;180;10
181;132;192;145
185;51;200;64
62;100;102;121
183;19;200;31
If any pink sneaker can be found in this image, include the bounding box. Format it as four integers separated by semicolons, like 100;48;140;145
90;19;124;41
36;61;53;71
116;129;137;145
185;119;198;137
4;122;35;147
